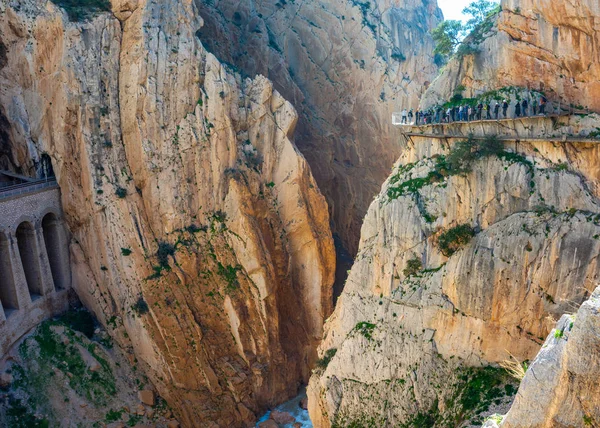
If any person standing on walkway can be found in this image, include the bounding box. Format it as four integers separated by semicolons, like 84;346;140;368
485;103;491;120
540;96;547;115
408;109;414;124
521;99;529;117
502;100;509;118
477;102;483;120
401;109;408;124
532;99;538;115
515;101;521;118
494;103;500;119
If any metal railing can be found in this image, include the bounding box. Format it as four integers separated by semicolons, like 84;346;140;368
0;178;58;200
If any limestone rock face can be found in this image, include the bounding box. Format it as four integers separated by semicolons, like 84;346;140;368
308;126;600;426
194;0;443;254
422;0;600;112
0;1;335;426
498;286;600;428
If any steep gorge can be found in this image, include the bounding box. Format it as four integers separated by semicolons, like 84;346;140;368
0;0;335;425
194;0;443;256
2;0;600;426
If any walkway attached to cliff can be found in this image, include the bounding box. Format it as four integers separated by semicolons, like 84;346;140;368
396;114;600;144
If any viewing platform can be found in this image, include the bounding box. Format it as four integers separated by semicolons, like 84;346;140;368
0;170;71;356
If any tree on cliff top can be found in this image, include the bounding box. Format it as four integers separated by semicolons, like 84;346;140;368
463;0;501;31
432;0;501;63
432;20;463;60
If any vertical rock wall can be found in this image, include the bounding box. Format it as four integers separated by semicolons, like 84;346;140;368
498;287;600;428
194;0;443;255
0;0;335;426
308;126;600;426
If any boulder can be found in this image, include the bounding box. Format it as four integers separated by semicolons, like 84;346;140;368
299;397;308;410
258;421;278;428
0;372;13;388
270;410;295;424
138;390;155;406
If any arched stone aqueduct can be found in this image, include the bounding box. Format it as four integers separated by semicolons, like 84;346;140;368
0;184;71;355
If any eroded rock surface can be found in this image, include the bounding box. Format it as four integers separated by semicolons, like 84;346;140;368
492;287;600;427
308;128;600;426
0;0;334;426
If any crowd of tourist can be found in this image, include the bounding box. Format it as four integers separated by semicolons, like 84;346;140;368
398;95;549;126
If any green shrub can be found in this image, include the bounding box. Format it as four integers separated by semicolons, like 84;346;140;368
156;242;175;268
437;224;476;257
387;136;506;200
218;263;241;292
51;0;112;22
403;257;423;277
115;187;127;198
105;409;123;422
121;247;132;256
353;322;377;340
444;136;504;175
132;296;149;316
316;348;337;370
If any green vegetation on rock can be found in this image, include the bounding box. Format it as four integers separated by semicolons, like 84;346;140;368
316;348;338;371
437;224;476;257
387;136;534;211
353;322;377;341
403;257;423;277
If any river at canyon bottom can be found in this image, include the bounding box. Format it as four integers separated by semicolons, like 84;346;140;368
256;389;312;427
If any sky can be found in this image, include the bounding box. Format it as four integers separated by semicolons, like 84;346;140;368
438;0;499;23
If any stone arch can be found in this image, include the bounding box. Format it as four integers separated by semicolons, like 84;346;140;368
11;214;36;236
16;221;44;298
0;231;19;315
42;212;68;290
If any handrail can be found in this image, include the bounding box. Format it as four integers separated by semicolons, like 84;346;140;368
0;179;58;200
403;132;600;144
400;114;572;128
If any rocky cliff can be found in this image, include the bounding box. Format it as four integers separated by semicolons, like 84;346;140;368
308;1;600;424
0;0;335;426
489;286;600;428
308;116;600;426
422;0;600;112
194;0;443;255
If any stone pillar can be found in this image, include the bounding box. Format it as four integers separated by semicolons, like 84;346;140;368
56;220;72;290
35;227;56;295
0;233;20;315
8;235;32;308
41;216;71;291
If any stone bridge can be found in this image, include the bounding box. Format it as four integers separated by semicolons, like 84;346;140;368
0;172;71;356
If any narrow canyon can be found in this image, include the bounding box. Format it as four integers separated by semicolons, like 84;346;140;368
0;0;598;427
